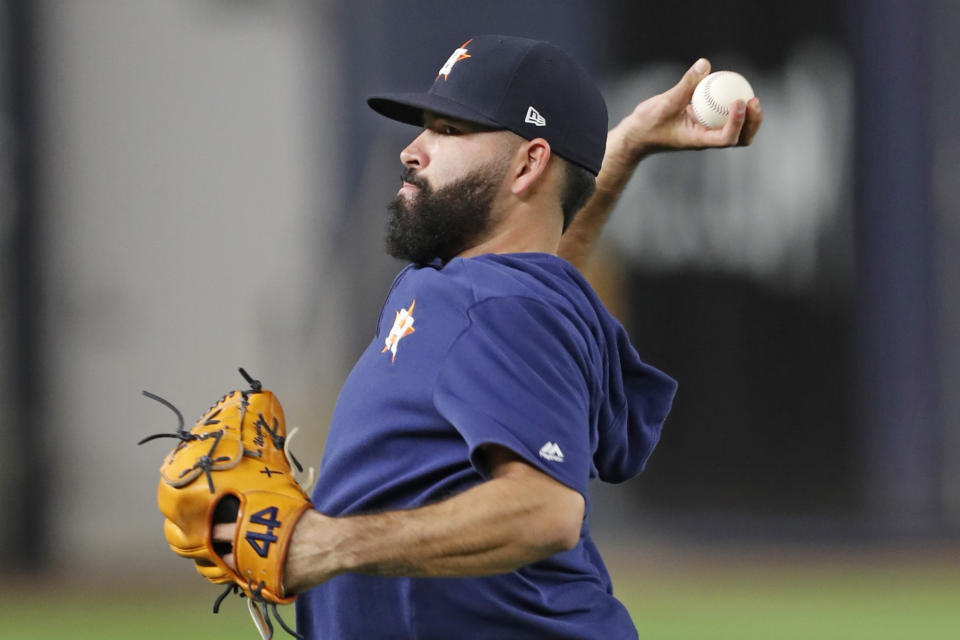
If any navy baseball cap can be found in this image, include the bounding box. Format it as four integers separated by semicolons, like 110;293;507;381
368;35;608;176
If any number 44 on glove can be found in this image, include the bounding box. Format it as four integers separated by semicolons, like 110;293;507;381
139;368;315;640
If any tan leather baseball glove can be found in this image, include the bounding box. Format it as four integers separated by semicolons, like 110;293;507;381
140;369;312;639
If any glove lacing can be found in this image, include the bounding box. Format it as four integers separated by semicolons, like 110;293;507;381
213;582;304;640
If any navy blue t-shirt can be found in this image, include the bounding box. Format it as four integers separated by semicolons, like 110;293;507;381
296;253;676;639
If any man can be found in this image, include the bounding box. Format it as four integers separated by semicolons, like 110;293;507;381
217;34;761;639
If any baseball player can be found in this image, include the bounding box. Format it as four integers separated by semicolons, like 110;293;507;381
208;34;761;638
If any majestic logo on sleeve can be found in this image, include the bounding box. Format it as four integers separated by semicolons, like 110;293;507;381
437;39;472;80
382;299;416;363
538;441;564;463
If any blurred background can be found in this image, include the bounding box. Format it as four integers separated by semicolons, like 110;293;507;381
2;0;958;638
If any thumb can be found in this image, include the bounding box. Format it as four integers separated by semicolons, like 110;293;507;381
664;58;711;107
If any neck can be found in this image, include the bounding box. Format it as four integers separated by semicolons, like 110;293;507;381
458;229;559;258
457;201;562;259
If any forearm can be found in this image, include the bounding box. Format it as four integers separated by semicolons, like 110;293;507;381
283;466;584;593
558;123;647;270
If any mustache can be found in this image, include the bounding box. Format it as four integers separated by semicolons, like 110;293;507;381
400;167;429;190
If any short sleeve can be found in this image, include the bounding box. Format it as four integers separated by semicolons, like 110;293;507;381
432;296;594;497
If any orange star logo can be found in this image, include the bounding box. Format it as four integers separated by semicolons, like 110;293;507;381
382;299;416;363
437;39;472;81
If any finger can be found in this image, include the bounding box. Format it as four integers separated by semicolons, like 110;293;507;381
738;97;763;146
717;99;747;146
212;522;236;542
663;57;711;108
223;552;236;572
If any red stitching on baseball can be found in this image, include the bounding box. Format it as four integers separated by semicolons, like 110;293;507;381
703;73;729;118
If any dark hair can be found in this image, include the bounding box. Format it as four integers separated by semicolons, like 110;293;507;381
560;159;597;231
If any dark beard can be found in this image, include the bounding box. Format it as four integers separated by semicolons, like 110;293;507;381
385;163;505;265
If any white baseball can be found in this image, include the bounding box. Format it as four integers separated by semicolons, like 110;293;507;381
691;71;754;129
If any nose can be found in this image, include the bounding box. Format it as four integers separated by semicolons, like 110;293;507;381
400;130;428;171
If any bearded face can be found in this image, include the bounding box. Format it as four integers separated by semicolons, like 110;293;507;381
385;160;508;265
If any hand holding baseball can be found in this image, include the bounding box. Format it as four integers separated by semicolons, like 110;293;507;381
610;58;762;162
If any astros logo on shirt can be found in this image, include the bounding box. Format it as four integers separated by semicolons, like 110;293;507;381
382;299;416;363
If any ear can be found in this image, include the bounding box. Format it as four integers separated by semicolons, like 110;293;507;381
509;138;552;196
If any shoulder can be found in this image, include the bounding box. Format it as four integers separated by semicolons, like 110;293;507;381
447;253;592;311
400;253;588;302
441;255;608;370
392;254;611;355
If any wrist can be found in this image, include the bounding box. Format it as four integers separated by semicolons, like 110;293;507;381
605;120;652;170
282;509;345;595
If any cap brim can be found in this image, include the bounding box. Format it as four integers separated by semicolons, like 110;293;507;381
368;92;502;130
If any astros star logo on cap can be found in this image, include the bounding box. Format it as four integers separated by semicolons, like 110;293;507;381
437;39;472;81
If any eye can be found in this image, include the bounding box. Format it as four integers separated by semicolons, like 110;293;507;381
437;124;461;136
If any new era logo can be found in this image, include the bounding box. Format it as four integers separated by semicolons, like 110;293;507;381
539;441;564;462
525;106;546;127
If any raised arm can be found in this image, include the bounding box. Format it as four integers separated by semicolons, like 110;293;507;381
558;58;763;270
